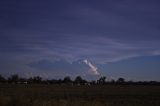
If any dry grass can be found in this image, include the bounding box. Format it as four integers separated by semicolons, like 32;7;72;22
0;84;160;106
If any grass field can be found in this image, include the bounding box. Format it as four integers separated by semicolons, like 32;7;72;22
0;84;160;106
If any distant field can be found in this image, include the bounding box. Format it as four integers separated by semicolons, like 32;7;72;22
0;84;160;106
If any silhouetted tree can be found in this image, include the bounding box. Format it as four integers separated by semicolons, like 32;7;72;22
110;79;115;84
127;80;133;85
32;76;42;83
57;79;63;84
19;78;27;84
75;76;82;83
27;77;33;84
8;74;19;84
74;76;86;85
63;76;72;84
0;74;6;83
90;80;96;85
117;78;125;83
46;79;58;84
27;76;42;83
3;73;160;85
97;76;106;85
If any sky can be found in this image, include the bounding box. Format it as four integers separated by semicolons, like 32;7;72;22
0;0;160;81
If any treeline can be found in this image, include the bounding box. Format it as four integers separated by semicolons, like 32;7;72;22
0;74;160;85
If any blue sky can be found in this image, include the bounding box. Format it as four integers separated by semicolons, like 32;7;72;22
0;0;160;81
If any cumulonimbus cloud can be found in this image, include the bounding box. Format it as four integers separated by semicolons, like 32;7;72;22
83;59;100;75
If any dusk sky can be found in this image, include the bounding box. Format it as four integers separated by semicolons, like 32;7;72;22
0;0;160;81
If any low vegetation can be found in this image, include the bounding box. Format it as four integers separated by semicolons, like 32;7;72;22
0;74;160;106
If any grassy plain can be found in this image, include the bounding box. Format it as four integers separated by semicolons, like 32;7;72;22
0;84;160;106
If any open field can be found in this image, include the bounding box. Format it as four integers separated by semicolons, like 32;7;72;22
0;84;160;106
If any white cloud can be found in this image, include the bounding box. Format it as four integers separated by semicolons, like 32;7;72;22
83;59;100;75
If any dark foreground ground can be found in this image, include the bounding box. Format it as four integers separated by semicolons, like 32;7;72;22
0;84;160;106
